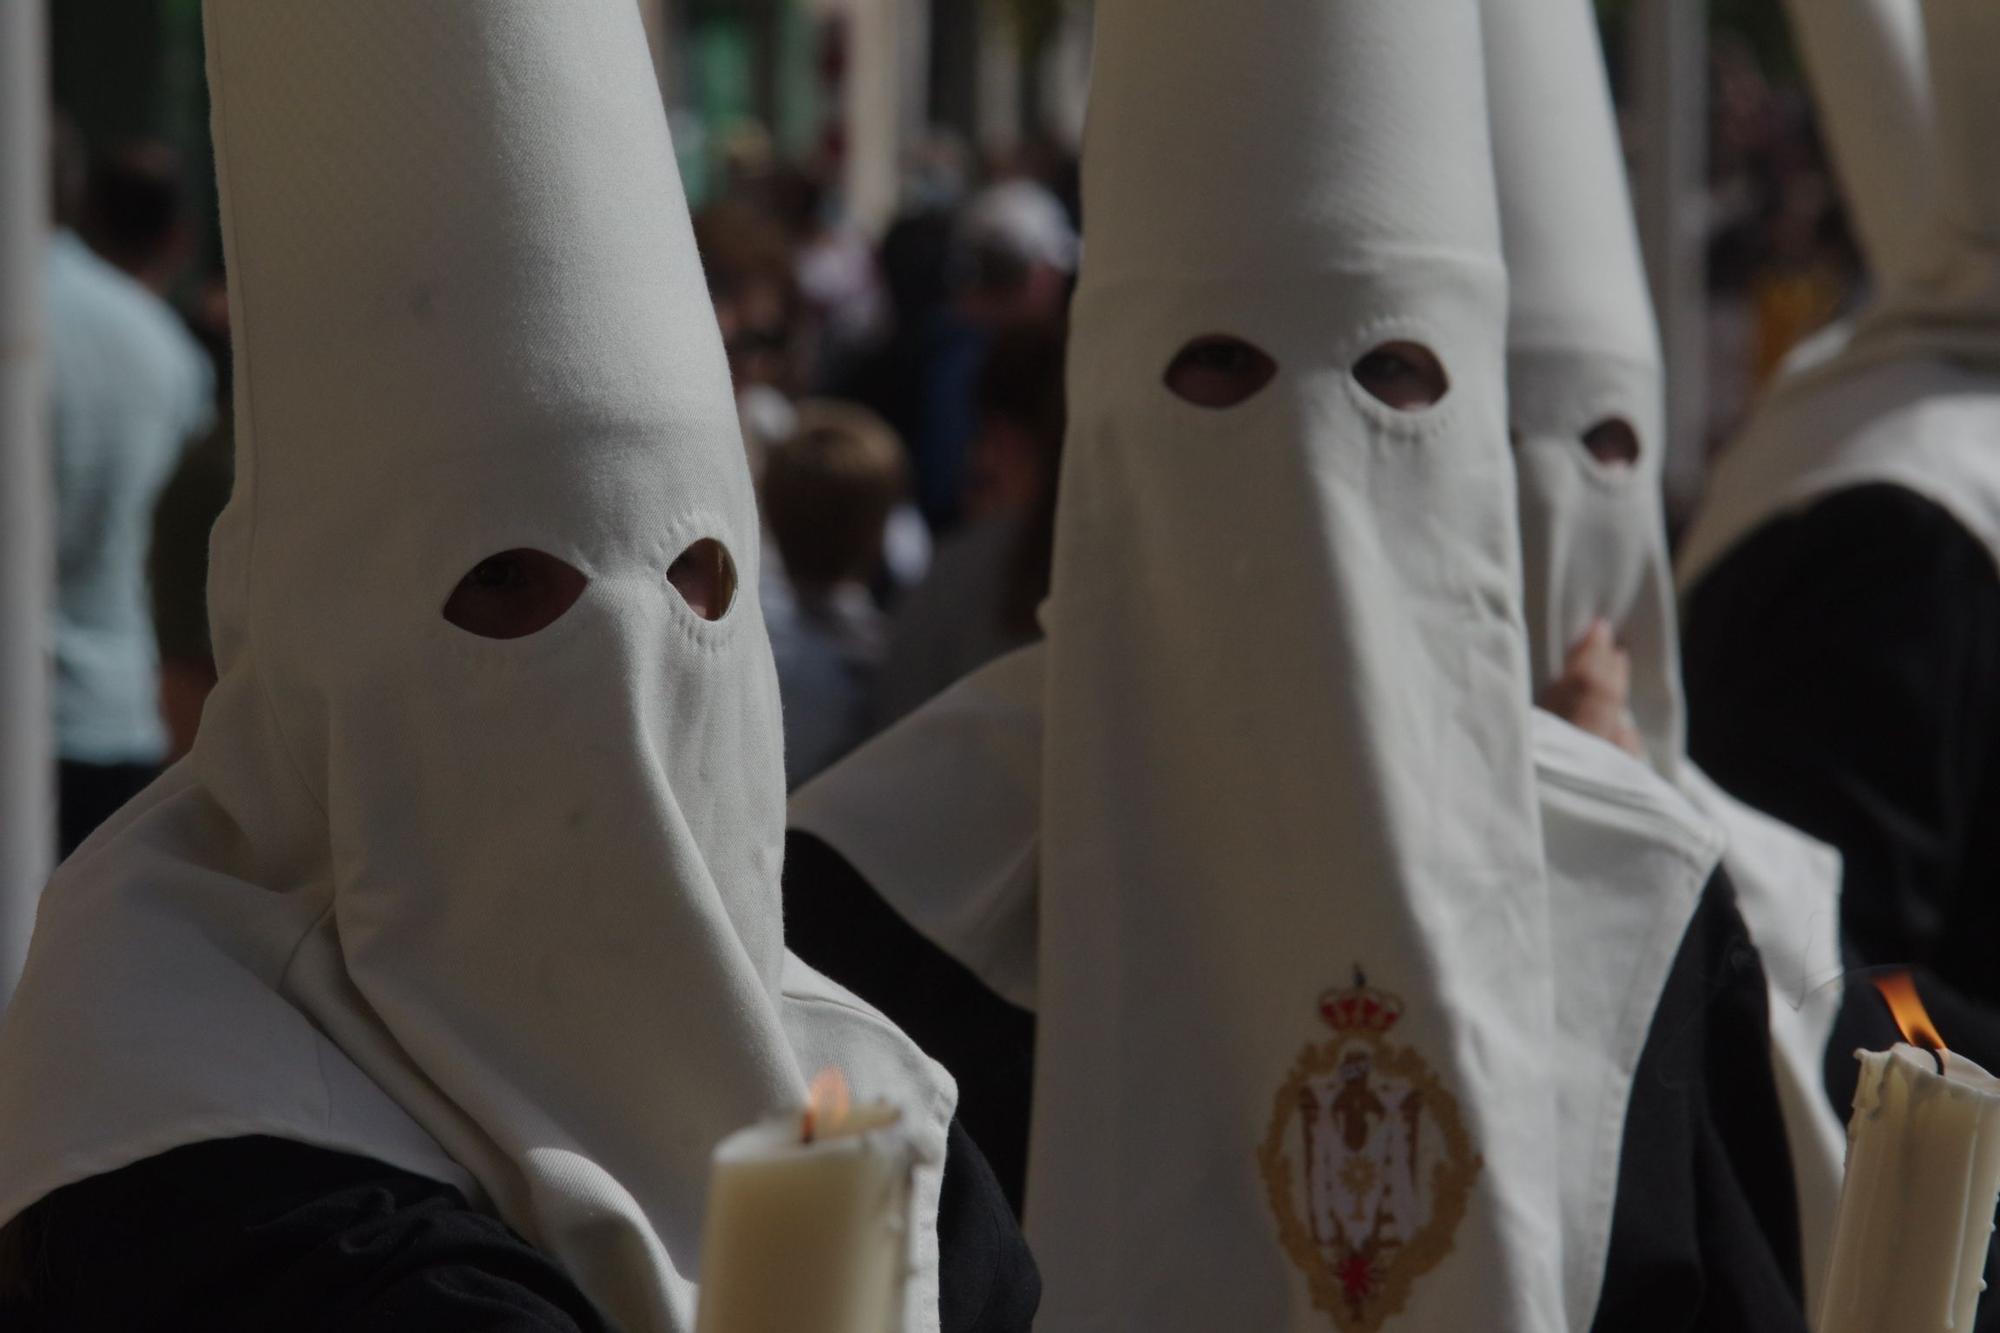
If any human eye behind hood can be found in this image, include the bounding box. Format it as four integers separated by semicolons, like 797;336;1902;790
1162;334;1278;409
666;537;737;622
1351;340;1449;412
1580;416;1641;468
442;548;588;640
439;535;737;641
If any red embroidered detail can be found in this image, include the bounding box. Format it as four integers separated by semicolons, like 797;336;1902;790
1338;1254;1376;1307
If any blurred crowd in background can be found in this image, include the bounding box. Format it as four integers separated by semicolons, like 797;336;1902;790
39;3;1875;855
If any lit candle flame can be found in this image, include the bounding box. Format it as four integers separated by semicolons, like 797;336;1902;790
1874;970;1948;1057
802;1068;851;1144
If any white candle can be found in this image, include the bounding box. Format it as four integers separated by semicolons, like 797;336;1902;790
695;1092;914;1333
1819;1043;2000;1333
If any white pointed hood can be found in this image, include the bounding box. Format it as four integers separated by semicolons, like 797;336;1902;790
1486;0;1681;777
1681;0;2000;587
1483;0;1845;1310
1781;0;1933;296
0;5;953;1331
1027;0;1563;1326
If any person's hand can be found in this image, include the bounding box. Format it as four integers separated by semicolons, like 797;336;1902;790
1538;618;1644;758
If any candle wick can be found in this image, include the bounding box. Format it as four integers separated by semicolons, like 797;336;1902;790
1928;1044;1946;1076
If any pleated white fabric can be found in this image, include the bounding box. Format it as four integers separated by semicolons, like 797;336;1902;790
1681;0;2000;587
1484;0;1845;1314
0;6;953;1331
1527;713;1719;1329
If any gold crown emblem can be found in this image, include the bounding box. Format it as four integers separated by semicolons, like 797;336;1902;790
1317;968;1403;1035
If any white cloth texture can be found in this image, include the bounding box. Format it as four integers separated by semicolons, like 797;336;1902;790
1680;0;2000;588
46;229;214;765
1528;714;1721;1331
1483;0;1845;1312
0;6;953;1332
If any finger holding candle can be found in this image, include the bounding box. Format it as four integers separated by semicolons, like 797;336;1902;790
1818;974;2000;1333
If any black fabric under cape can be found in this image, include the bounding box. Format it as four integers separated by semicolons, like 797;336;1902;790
0;1118;1037;1332
783;829;1809;1331
784;830;1037;1218
1684;483;2000;1010
1591;869;1806;1333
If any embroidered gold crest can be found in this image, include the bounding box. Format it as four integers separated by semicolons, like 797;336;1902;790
1259;970;1481;1330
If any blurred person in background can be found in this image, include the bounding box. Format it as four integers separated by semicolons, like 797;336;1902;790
1700;36;1865;480
695;191;932;598
773;163;887;389
760;401;910;786
694;198;808;402
146;423;233;763
693;196;814;492
45;121;214;856
873;319;1065;726
82;142;197;298
913;179;1075;532
846;175;1076;534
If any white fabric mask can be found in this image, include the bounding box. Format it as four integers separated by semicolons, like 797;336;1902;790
1026;0;1563;1327
1485;0;1845;1310
0;6;952;1331
1485;0;1681;775
1682;0;2000;587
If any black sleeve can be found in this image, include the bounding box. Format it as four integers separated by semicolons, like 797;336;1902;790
1682;485;2000;1000
1592;870;1808;1333
784;829;1037;1215
937;1119;1042;1333
3;1137;610;1332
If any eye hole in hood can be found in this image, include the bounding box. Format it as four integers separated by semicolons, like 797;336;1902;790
1580;416;1640;468
442;549;589;640
667;538;737;621
1352;340;1448;411
1164;335;1278;409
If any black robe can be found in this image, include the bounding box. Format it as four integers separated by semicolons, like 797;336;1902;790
783;829;1810;1332
0;1118;1037;1331
1684;483;2000;1010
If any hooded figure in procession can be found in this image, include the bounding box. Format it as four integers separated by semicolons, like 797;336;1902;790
1679;0;2000;1119
1680;0;2000;956
1482;0;1847;1317
0;3;1035;1329
1018;0;1565;1322
788;0;1811;1327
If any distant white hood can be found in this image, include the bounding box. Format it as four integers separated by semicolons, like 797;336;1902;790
1682;0;2000;588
